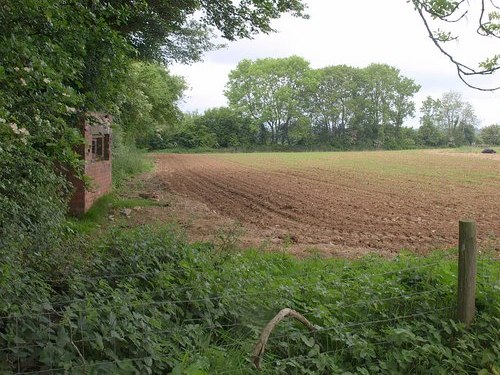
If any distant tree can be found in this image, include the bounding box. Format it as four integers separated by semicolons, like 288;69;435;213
195;107;255;148
480;124;500;145
355;64;420;148
418;97;446;147
226;59;420;149
152;113;218;149
418;122;446;147
225;56;311;145
419;92;479;146
303;65;361;145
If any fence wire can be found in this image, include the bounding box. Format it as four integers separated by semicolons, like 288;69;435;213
0;259;494;375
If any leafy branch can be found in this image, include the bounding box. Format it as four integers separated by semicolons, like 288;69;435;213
413;0;500;91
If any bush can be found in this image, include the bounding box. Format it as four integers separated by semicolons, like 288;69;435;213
149;116;219;150
0;132;68;254
481;124;500;146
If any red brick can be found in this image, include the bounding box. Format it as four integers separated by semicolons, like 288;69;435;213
68;113;112;216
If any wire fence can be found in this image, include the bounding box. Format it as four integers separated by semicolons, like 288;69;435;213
2;256;495;375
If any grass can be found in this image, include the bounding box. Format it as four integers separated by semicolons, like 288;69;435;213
210;149;499;184
447;146;492;153
113;143;153;187
66;193;157;233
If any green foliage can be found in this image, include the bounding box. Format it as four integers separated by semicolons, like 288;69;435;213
112;138;153;188
116;62;186;147
418;122;446;147
0;137;67;254
194;107;256;148
226;56;311;145
1;225;499;374
418;92;480;147
480;124;500;145
104;0;308;64
151;113;219;149
224;58;420;149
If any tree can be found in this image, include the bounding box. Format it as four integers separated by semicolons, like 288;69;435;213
418;97;446;146
418;123;446;147
354;64;420;148
225;56;310;145
225;59;420;148
118;62;186;147
303;65;361;144
195;107;255;148
153;113;218;149
412;0;500;90
103;0;308;64
418;92;479;146
481;124;500;145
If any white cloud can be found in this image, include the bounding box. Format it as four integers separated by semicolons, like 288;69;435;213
170;0;500;126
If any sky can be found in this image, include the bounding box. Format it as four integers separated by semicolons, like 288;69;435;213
169;0;500;128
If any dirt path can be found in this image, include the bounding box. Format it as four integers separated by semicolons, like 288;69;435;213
122;153;500;258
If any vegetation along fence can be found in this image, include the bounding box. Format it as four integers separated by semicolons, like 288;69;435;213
0;220;498;374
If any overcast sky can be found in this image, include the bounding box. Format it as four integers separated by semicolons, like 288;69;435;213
170;0;499;128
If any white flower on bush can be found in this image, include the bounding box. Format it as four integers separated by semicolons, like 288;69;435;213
9;123;29;135
20;78;27;86
23;67;33;72
8;123;30;144
9;123;20;133
43;78;51;84
66;106;76;113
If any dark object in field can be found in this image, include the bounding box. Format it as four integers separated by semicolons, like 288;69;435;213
481;148;497;154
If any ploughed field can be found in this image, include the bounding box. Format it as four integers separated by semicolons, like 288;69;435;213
149;150;499;256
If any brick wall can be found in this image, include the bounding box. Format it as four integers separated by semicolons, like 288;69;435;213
83;158;112;210
69;114;112;216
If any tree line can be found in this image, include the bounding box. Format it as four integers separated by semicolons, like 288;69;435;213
150;56;498;151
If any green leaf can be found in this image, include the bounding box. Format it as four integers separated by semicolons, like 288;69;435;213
56;326;69;347
301;335;315;348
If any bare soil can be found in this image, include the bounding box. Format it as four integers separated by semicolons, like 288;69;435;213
122;152;500;258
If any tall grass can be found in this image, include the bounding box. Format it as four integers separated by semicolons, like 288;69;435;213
112;142;153;187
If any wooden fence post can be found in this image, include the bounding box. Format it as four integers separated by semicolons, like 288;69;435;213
457;219;477;328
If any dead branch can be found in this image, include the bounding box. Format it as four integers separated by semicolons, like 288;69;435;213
252;308;317;370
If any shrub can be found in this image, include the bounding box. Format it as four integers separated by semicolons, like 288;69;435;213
0;130;68;254
481;124;500;146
